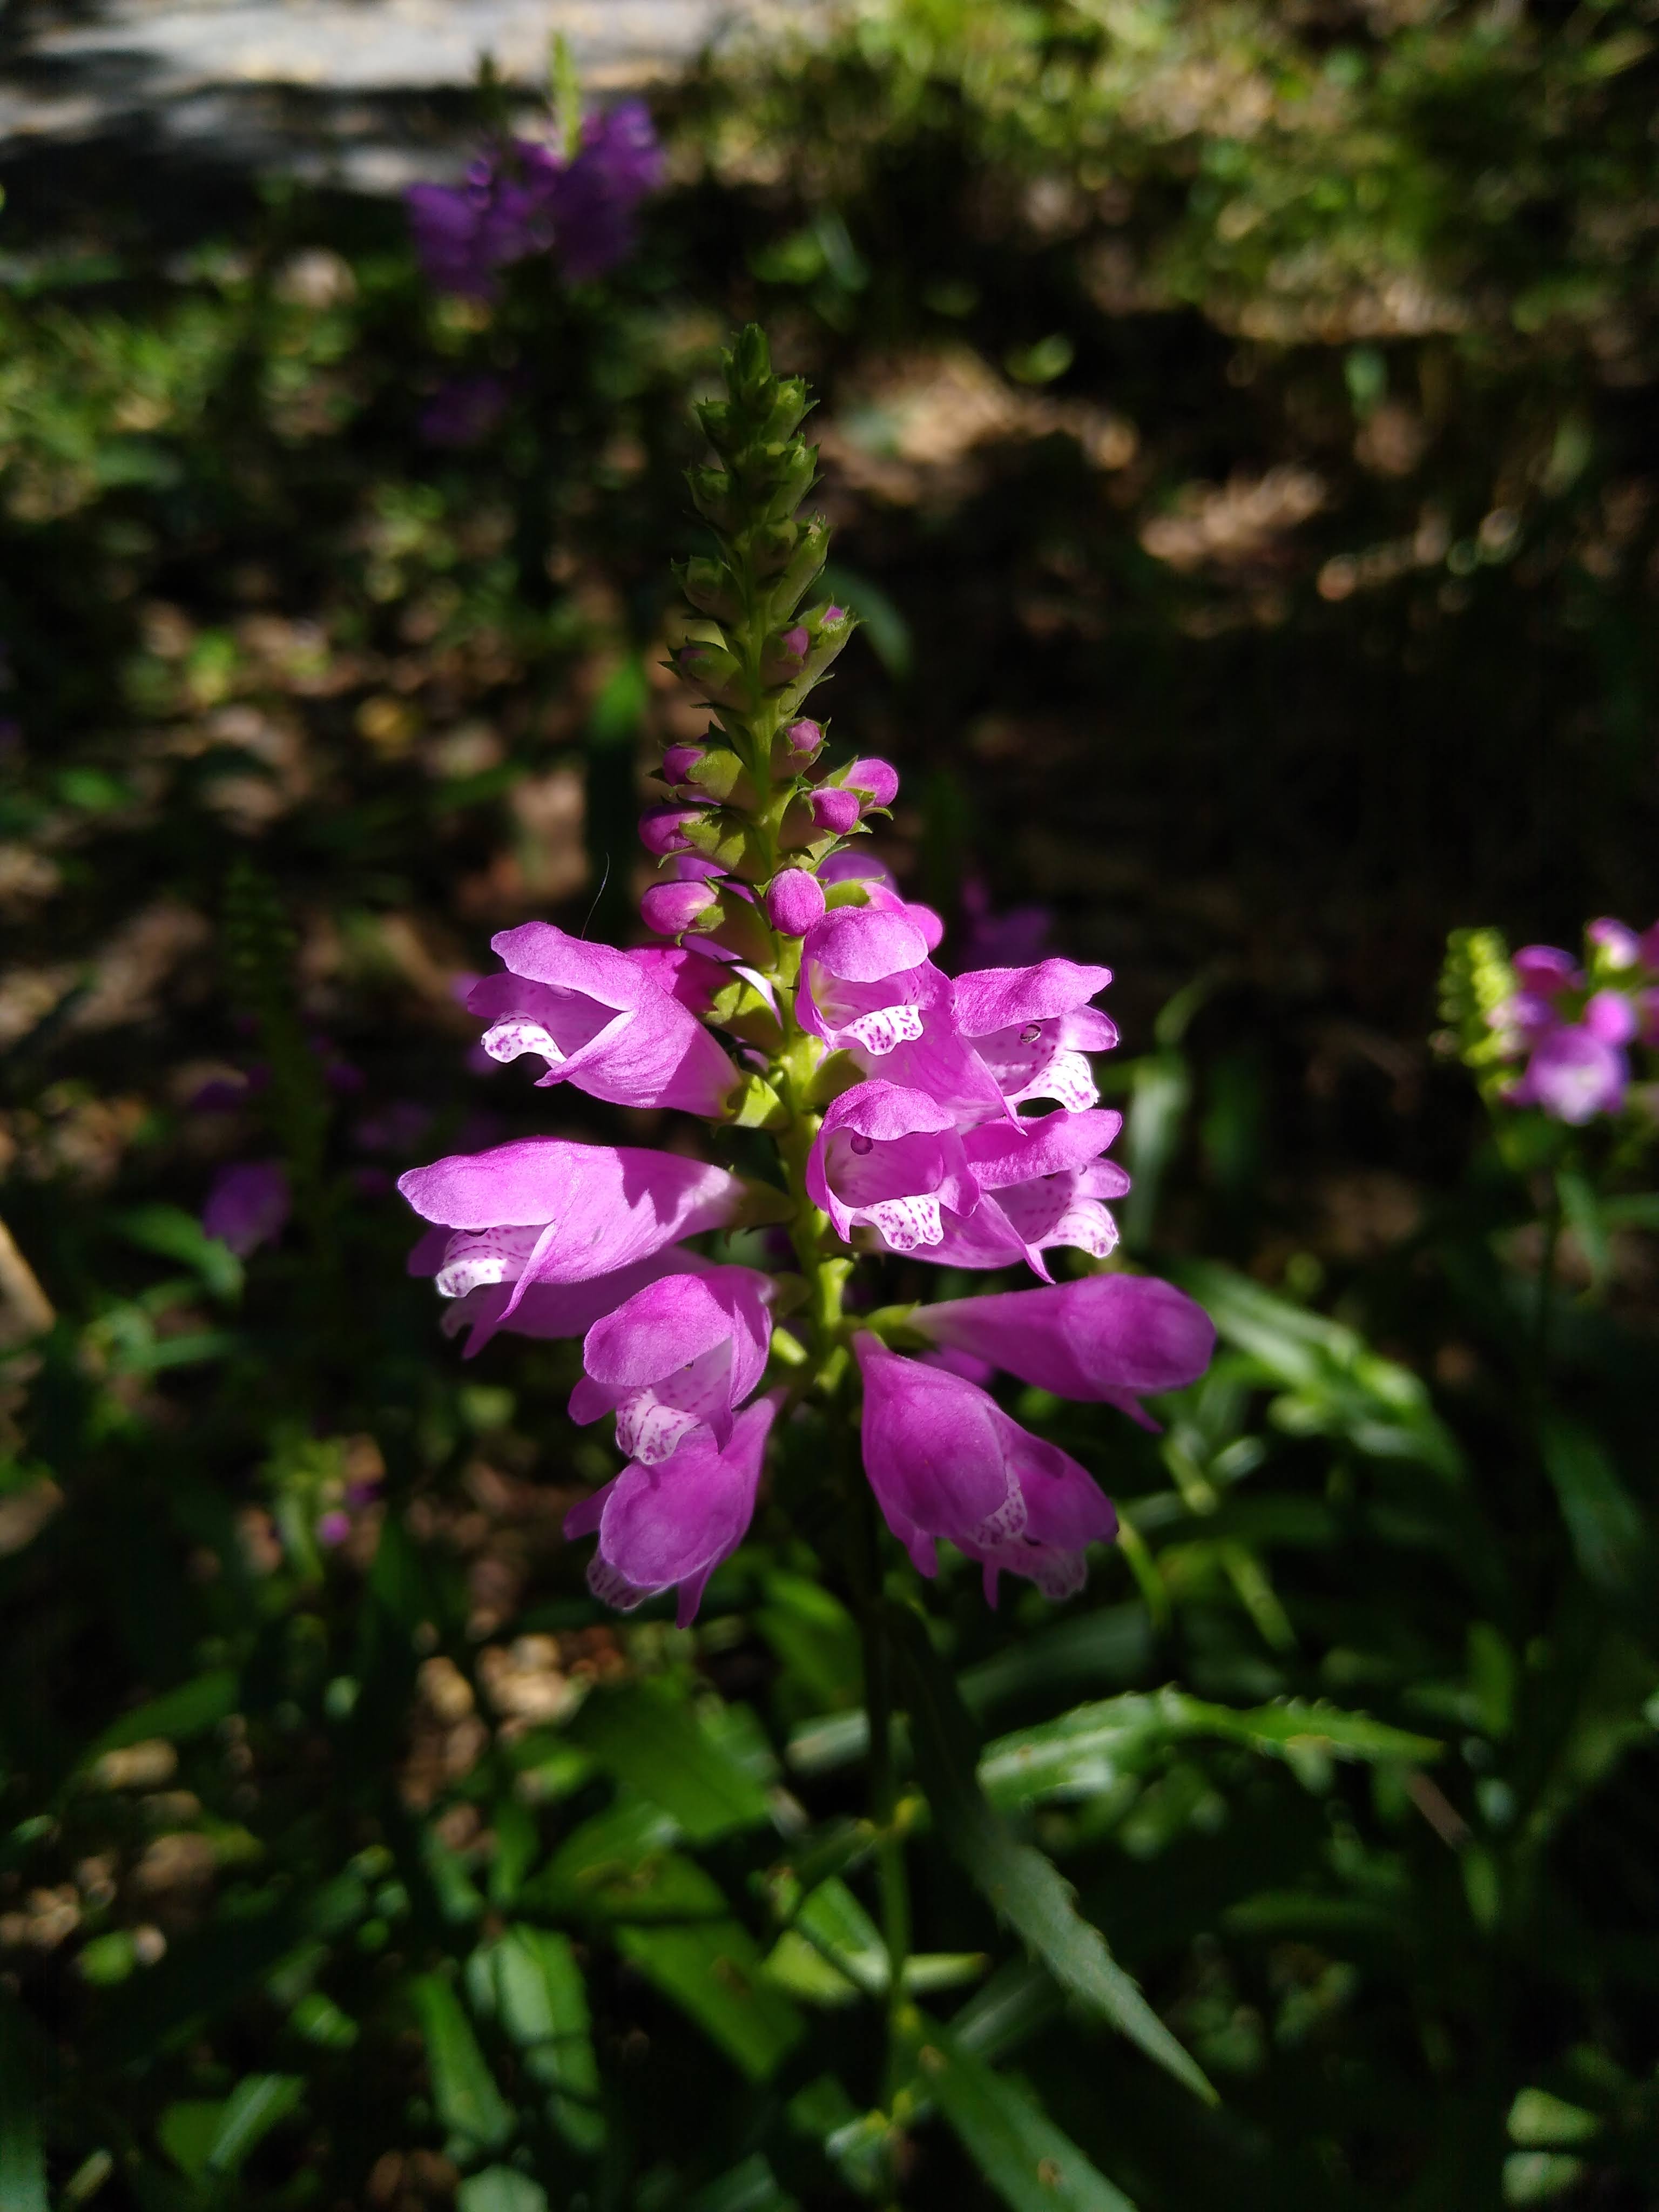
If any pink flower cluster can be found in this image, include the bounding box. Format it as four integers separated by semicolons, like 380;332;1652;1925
1494;918;1659;1125
399;765;1213;1617
406;100;664;299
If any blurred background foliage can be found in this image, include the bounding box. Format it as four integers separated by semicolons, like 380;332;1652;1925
1;1;1657;2206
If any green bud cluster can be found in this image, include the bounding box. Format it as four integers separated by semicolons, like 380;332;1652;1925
669;326;858;886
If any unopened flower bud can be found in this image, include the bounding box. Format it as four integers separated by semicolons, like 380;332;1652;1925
641;878;719;936
760;624;812;685
639;802;707;858
844;758;899;808
765;869;827;938
808;787;861;835
782;718;824;764
1588;918;1640;970
660;743;706;788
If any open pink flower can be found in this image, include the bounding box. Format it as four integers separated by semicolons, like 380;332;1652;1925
798;909;1002;1119
805;1081;978;1255
467;921;739;1117
399;1138;745;1325
569;1266;773;1462
911;1274;1216;1426
429;1249;715;1359
565;1391;780;1624
855;1338;1116;1604
937;1108;1130;1276
953;959;1117;1114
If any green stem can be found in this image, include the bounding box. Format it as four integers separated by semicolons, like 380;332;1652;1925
1536;1171;1563;1377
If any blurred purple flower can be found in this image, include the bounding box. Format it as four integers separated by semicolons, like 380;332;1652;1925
547;101;667;281
203;1159;291;1257
951;877;1055;973
419;373;511;448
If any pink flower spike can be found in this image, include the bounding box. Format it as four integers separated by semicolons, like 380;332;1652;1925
641;879;719;936
855;1338;1115;1603
570;1265;772;1461
565;1390;781;1625
765;868;827;938
912;1274;1216;1425
808;787;861;835
806;1080;977;1254
639;802;708;857
467;921;737;1115
844;758;899;808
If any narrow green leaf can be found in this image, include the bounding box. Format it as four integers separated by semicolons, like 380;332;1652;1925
462;2168;553;2203
980;1689;1439;1810
909;2019;1138;2212
80;1669;238;1765
685;2153;800;2212
458;2171;549;2212
157;2101;221;2181
569;1680;772;1840
475;1926;603;2153
409;1973;514;2156
206;2074;304;2173
1540;1417;1645;1592
113;1205;244;1300
0;1990;48;2212
756;1573;864;1710
886;1604;1215;2104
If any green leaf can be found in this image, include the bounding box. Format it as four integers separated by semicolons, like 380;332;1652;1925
885;1604;1215;2104
569;1681;772;1840
616;1919;805;2082
908;2020;1138;2212
80;1668;238;1766
685;2153;800;2212
1540;1417;1645;1593
470;1927;603;2153
458;2171;549;2212
113;1205;244;1301
1173;1262;1464;1480
408;1973;514;2157
0;1991;48;2212
756;1573;864;1710
157;2101;221;2181
979;1689;1439;1810
205;2074;303;2172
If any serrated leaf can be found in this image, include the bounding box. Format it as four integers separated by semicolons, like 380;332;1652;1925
908;2020;1138;2212
885;1604;1214;2104
979;1688;1439;1810
409;1973;514;2157
569;1680;772;1840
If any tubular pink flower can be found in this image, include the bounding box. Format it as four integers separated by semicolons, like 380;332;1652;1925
797;908;1003;1118
911;1274;1216;1426
639;802;709;857
433;1250;715;1359
570;1265;772;1461
399;1138;745;1319
806;1081;977;1255
1510;1025;1629;1123
564;1390;781;1625
855;1338;1116;1604
467;921;738;1115
1584;989;1637;1047
621;943;732;1011
765;868;827;937
660;743;706;787
953;958;1117;1112
820;851;946;951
